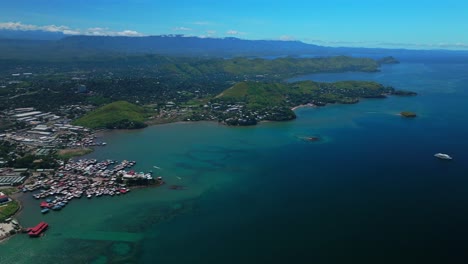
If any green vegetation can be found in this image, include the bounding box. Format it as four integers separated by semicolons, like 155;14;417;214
393;90;417;96
0;53;414;127
73;101;151;129
0;188;18;196
0;200;20;222
0;55;380;112
221;56;379;76
217;80;392;108
57;148;94;160
8;154;58;170
377;56;399;64
400;111;417;118
0;141;18;161
203;80;397;125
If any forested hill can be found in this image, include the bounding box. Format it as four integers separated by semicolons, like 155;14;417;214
0;35;327;60
1;34;468;60
59;35;327;56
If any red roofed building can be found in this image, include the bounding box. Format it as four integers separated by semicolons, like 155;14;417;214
0;195;9;204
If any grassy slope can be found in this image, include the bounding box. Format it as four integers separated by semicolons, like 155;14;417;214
0;200;19;222
217;80;387;108
218;82;289;108
73;101;149;129
221;56;379;76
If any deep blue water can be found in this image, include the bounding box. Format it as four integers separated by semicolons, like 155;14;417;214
141;60;468;264
2;57;468;264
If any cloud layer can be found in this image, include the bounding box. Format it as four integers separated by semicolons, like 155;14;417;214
0;21;144;36
172;26;192;31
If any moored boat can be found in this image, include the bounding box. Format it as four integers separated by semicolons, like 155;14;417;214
40;201;50;208
52;205;62;211
434;153;452;160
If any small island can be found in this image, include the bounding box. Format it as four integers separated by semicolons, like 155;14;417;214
377;56;400;64
400;111;417;118
392;90;418;96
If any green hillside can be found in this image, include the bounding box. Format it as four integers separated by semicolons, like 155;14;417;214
216;80;391;109
73;101;150;129
218;82;288;108
206;80;394;125
221;56;379;76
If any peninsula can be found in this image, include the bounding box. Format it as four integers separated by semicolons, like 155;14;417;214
0;49;419;243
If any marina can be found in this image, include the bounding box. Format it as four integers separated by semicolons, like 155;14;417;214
26;159;160;214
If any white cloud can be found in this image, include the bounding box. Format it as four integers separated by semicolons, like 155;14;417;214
62;29;81;35
0;21;76;33
115;30;142;37
0;21;36;31
206;30;216;37
193;21;211;25
226;30;238;35
0;21;145;37
279;35;295;41
199;31;217;38
172;26;192;31
83;27;144;37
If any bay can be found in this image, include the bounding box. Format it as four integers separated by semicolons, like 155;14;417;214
1;58;468;263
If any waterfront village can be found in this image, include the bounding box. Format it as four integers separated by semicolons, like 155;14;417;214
0;106;163;240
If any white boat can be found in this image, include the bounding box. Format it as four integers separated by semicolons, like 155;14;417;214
434;153;452;160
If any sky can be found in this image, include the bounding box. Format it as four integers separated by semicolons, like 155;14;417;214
0;0;467;50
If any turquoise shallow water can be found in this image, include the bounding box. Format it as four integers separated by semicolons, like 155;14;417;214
2;59;468;263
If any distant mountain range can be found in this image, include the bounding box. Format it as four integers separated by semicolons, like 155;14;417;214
0;29;66;40
1;29;467;61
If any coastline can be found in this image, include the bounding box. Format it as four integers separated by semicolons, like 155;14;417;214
90;101;322;133
0;95;395;244
0;192;23;243
291;103;318;111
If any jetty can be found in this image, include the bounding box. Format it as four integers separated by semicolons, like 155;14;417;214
27;222;48;237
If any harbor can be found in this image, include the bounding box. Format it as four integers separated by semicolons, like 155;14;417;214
25;159;162;214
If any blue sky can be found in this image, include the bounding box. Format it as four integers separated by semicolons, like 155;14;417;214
1;0;467;49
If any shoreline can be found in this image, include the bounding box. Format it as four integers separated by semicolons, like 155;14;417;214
0;97;379;244
0;192;23;243
291;103;318;111
87;101;324;135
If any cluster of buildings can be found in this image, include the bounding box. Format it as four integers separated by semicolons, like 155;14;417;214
0;168;30;187
26;158;159;214
8;108;61;126
1;107;104;149
0;192;10;204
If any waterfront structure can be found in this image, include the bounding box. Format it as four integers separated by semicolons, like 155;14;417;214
0;194;9;204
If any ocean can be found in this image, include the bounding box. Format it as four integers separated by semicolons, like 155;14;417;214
1;57;468;263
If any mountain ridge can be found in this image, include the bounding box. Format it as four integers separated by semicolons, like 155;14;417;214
1;31;468;61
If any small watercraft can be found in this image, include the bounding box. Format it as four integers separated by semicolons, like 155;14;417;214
434;153;452;160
